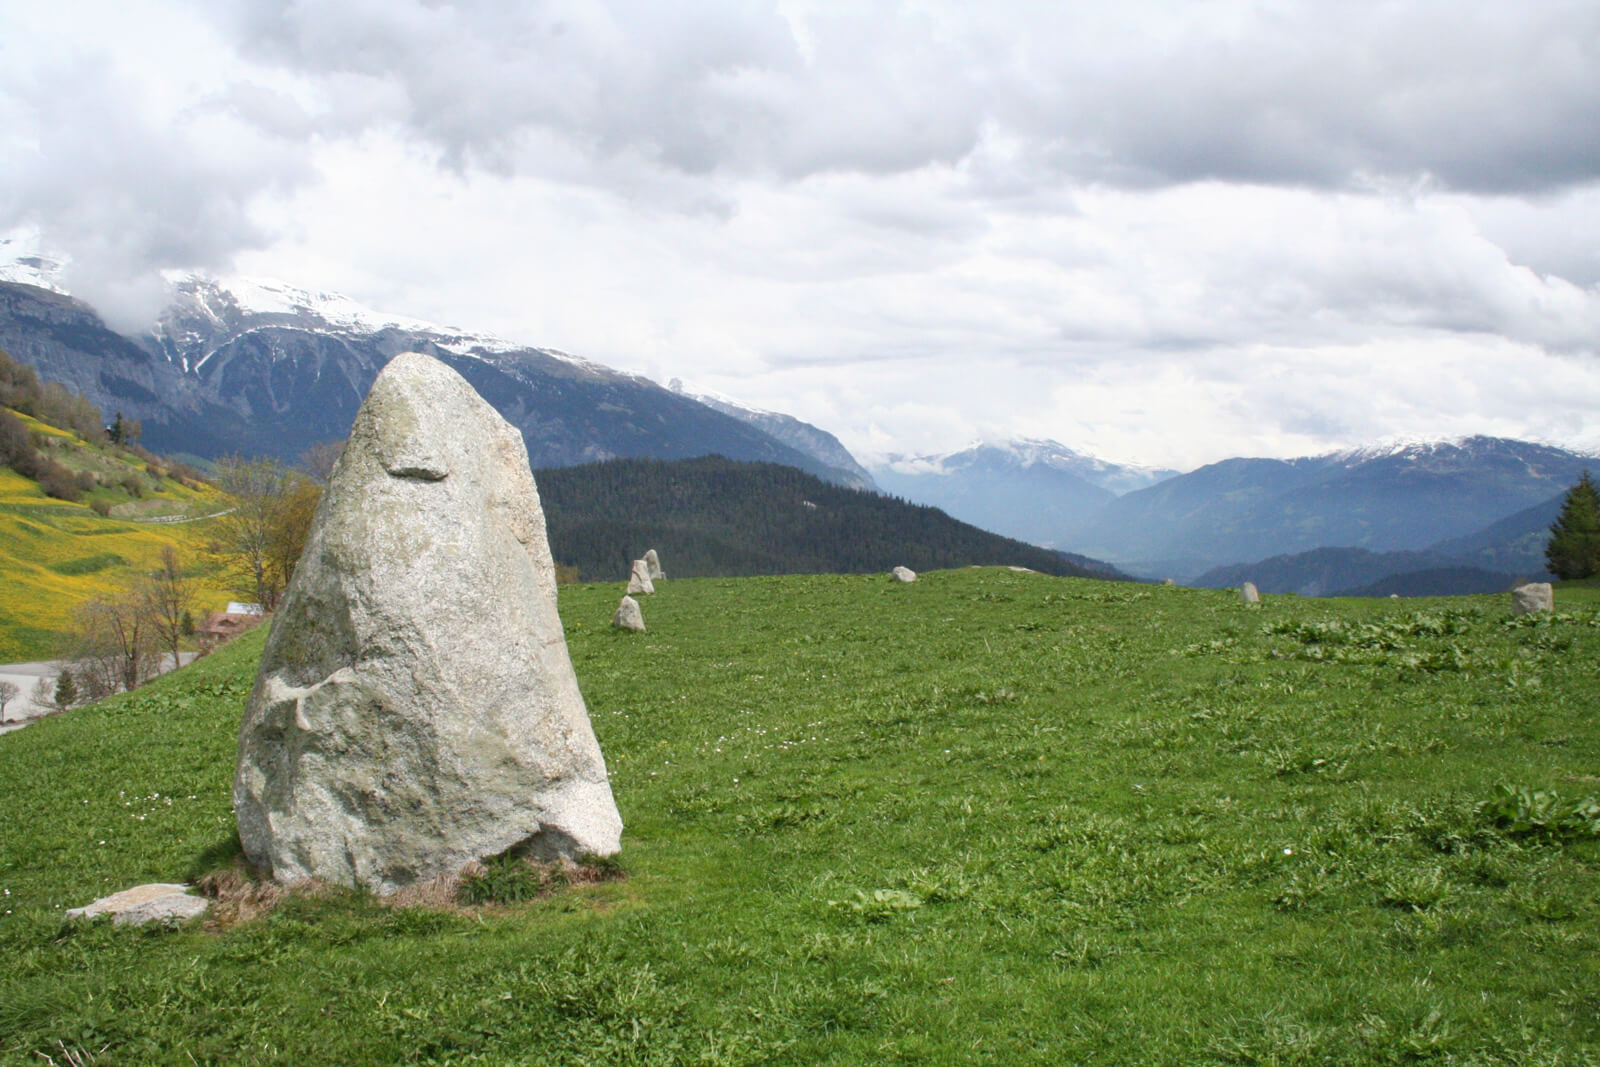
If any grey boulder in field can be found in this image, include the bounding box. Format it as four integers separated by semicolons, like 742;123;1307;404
612;595;645;632
1511;582;1553;615
233;352;622;894
627;560;655;595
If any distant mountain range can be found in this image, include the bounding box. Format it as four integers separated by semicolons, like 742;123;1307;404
1190;488;1565;597
0;258;867;488
868;440;1178;548
864;436;1591;593
1069;438;1592;582
2;241;1592;598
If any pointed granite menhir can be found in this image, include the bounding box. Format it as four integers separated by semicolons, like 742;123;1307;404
627;559;655;595
233;352;622;894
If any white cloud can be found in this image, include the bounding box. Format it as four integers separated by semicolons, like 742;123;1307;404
3;0;1599;465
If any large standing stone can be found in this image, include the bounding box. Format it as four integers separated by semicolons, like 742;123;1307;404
613;595;645;632
891;566;917;583
1240;582;1260;604
644;549;664;581
627;560;655;595
233;353;622;894
1511;582;1554;614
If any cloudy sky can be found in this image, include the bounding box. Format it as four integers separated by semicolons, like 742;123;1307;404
3;1;1598;470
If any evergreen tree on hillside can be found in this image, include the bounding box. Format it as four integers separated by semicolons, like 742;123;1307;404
1545;470;1600;580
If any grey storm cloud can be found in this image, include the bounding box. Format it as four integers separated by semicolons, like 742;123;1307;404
0;50;311;330
2;0;1598;455
208;0;1599;194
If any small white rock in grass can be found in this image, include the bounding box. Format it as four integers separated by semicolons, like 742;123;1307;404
627;559;655;595
1240;582;1260;604
66;884;208;926
644;548;664;580
891;566;917;583
1510;582;1553;615
613;595;646;632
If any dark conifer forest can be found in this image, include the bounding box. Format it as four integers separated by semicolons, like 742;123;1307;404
535;455;1122;582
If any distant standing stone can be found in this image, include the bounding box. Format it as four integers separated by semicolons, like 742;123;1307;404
67;884;209;926
892;566;917;583
1162;578;1176;586
644;548;664;580
233;352;622;894
1511;582;1554;614
628;559;656;595
613;595;646;632
1240;582;1260;604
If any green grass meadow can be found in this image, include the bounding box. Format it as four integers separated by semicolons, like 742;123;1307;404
1;569;1597;1063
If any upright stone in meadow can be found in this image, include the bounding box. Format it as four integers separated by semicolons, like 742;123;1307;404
892;566;917;583
627;560;655;595
612;595;645;632
644;548;664;580
1240;582;1260;604
233;352;622;894
1511;582;1554;615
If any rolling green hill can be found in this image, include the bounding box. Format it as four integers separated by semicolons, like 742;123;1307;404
536;454;1124;581
0;410;233;660
1;571;1596;1062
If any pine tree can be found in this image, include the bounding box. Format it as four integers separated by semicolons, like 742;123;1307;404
53;669;78;710
1545;470;1600;580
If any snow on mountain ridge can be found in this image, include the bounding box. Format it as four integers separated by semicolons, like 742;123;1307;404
876;437;1179;494
0;233;68;293
0;233;608;375
163;272;523;354
1324;435;1475;465
1320;434;1600;467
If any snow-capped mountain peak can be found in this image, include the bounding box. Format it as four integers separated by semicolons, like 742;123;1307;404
1324;434;1474;465
157;272;530;358
876;437;1179;495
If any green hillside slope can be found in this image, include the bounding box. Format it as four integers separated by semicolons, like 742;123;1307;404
0;412;232;660
1;572;1596;1062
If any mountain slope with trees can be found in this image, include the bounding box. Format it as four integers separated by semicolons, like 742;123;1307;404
534;455;1125;582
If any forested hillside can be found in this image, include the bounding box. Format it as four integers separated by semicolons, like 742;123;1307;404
535;455;1124;582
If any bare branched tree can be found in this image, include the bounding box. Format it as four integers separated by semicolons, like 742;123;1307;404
67;596;159;700
137;545;198;671
208;456;322;610
300;439;346;483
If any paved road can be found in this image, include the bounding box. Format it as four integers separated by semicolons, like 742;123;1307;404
0;654;199;733
0;661;55;731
